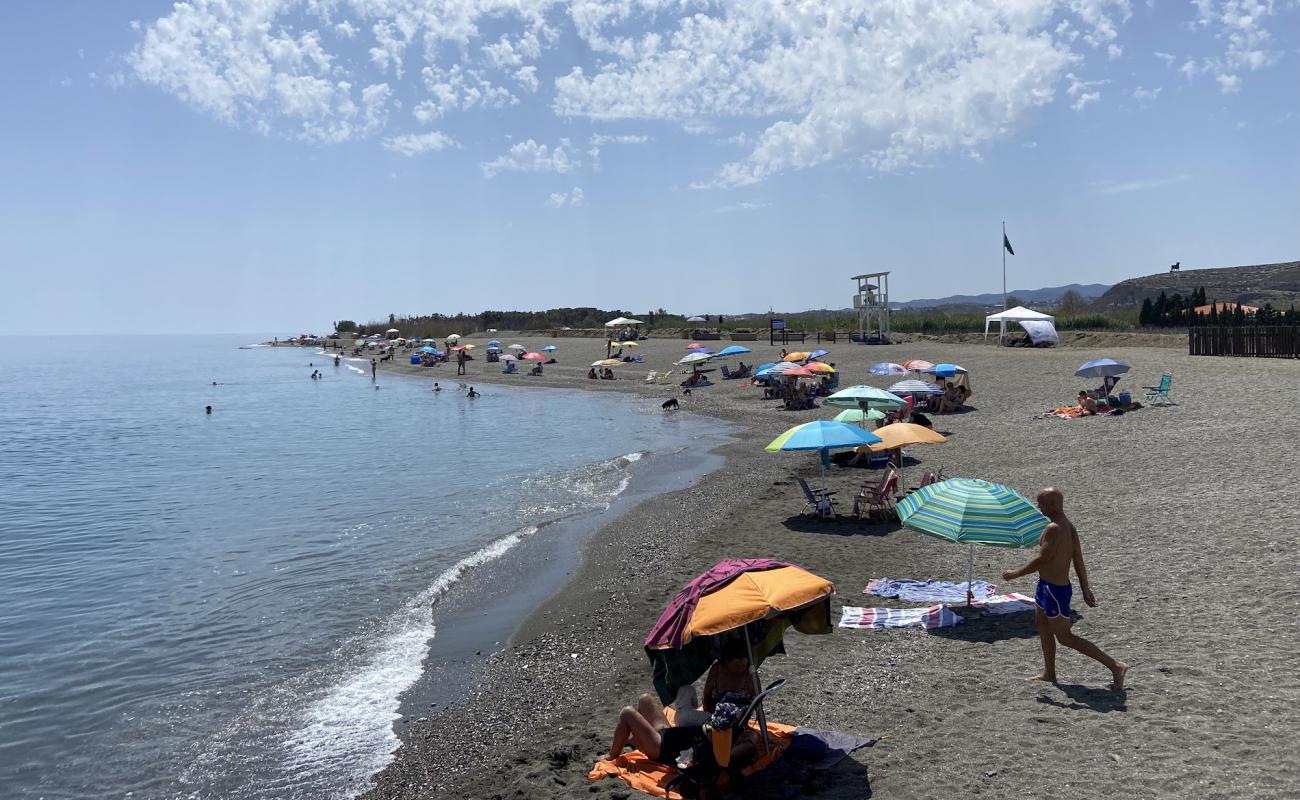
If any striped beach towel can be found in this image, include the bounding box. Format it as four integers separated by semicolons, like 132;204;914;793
838;604;963;630
864;577;997;604
971;592;1036;615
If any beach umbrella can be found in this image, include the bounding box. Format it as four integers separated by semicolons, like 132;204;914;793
825;385;908;411
418;346;438;353
808;349;830;360
1075;358;1131;378
592;358;623;367
461;344;476;350
620;341;640;347
903;359;934;372
521;352;545;360
445;334;461;341
932;363;966;378
687;342;709;350
766;421;883;479
645;559;834;743
385;328;400;334
509;344;526;351
678;352;712;365
897;478;1049;604
782;351;810;362
833;407;886;424
715;345;751;357
542;345;558;352
782;365;816;377
605;317;644;327
868;362;908;376
500;354;518;361
423;338;438;343
864;422;947;452
805;362;836;374
686;315;707;322
486;339;500;347
889;379;943;396
756;361;797;378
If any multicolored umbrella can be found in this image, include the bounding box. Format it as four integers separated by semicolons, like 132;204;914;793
805;362;836;373
903;359;934;371
897;478;1048;603
781;365;816;377
766;420;882;452
644;559;834;729
869;362;908;376
889;379;943;396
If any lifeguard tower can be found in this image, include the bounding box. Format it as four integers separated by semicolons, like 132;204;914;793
852;272;891;343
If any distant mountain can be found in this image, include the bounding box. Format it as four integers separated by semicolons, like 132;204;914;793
895;283;1110;310
1094;261;1300;309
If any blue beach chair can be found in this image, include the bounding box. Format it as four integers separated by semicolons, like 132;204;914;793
1143;372;1173;404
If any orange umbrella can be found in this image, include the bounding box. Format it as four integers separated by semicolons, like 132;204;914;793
782;351;810;362
864;422;947;452
805;362;836;373
684;566;833;642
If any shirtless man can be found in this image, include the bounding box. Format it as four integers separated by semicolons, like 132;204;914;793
1002;487;1128;690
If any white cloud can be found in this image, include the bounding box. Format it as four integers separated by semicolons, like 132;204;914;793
556;1;1134;186
1216;72;1242;93
713;200;772;213
1132;85;1162;102
482;139;577;178
1066;73;1109;110
383;130;456;156
1154;50;1176;65
546;187;585;207
1095;174;1190;194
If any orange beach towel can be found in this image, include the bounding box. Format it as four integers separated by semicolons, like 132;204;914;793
588;721;797;799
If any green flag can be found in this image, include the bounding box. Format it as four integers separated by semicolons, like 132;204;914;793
1003;233;1015;256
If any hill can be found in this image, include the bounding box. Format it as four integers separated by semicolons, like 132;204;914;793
1095;261;1300;309
896;283;1109;310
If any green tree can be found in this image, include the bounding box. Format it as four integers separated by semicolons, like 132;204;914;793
1057;289;1088;314
1139;297;1154;326
334;320;357;333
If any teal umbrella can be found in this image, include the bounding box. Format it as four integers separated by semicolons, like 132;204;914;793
824;385;908;410
832;408;885;424
765;420;882;483
897;478;1049;604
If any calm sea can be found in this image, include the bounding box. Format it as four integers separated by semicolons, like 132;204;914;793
0;335;729;799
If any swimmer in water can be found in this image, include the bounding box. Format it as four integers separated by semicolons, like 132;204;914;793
433;383;442;392
466;387;480;398
205;405;212;414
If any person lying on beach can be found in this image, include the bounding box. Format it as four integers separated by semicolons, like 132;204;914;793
600;638;757;765
1001;487;1128;690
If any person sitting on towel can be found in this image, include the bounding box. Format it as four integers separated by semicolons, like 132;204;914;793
599;638;757;766
588;367;598;380
1078;391;1098;415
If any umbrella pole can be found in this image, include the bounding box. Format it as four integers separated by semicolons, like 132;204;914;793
967;544;975;607
742;624;770;751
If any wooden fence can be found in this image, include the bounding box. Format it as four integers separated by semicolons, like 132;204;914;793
1188;326;1300;358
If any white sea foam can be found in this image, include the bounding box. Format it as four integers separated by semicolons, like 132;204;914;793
346;365;366;375
281;525;540;795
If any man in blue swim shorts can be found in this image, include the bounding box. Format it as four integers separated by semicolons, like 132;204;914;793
1002;487;1128;690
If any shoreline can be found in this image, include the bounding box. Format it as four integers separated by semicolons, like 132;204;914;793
357;334;1298;799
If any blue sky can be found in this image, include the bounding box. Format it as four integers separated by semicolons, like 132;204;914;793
2;0;1297;334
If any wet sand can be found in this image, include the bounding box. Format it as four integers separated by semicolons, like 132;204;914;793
360;335;1300;799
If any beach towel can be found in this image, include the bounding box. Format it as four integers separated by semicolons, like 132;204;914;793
589;721;796;799
972;592;1036;615
864;578;996;604
838;604;963;630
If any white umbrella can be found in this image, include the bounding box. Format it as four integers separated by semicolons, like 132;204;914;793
687;315;707;323
445;334;461;341
509;344;526;351
678;352;712;365
604;317;645;327
385;328;400;334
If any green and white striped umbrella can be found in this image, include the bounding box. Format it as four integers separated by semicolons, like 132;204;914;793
897;479;1047;548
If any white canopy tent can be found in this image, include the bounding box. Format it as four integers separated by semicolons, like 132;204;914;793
604;316;645;327
984;306;1058;345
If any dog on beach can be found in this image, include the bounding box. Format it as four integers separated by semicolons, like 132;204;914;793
662;398;680;411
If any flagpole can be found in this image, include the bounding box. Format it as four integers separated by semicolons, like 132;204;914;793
1002;221;1007;310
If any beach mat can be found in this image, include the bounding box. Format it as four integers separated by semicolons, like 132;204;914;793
589;721;797;799
839;604;963;630
972;592;1036;615
864;577;996;604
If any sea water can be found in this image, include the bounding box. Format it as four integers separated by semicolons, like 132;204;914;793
0;335;729;799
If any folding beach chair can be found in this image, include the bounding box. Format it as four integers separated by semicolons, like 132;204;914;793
665;680;787;800
854;473;899;520
794;476;837;518
1144;372;1174;405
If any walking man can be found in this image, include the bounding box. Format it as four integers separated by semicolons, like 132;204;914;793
456;348;467;376
1002;487;1128;690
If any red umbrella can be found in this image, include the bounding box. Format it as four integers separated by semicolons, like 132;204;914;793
521;352;545;360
